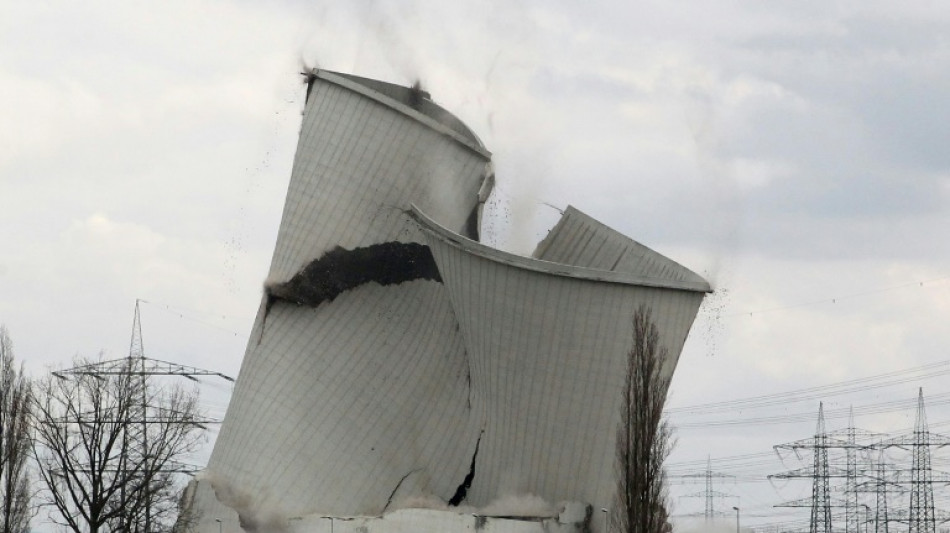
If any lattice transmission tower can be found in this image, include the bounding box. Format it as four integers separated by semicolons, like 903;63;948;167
52;299;234;532
855;449;906;533
877;389;950;533
827;408;879;533
772;403;875;533
772;403;834;533
676;456;737;526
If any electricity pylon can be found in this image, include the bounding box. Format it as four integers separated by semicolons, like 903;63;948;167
772;403;854;533
52;299;233;532
826;408;878;533
878;389;950;533
677;456;737;526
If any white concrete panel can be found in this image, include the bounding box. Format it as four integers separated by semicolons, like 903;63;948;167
191;71;709;533
192;71;490;532
269;71;490;281
534;206;709;287
414;208;706;522
212;282;479;513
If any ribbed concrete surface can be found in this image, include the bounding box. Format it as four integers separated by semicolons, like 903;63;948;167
269;71;489;281
190;70;709;533
534;206;708;286
219;283;478;506
415;209;705;512
192;71;490;532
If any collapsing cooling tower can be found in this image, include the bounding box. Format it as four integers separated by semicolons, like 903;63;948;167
189;70;710;533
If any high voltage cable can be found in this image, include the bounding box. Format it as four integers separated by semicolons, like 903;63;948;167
668;417;950;476
671;453;950;481
723;274;950;319
140;299;244;337
669;450;779;468
668;455;785;471
669;369;950;415
669;433;950;472
669;461;785;476
673;393;950;429
666;361;950;414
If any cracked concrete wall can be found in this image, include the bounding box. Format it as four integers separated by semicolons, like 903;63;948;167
267;71;490;283
413;209;707;515
190;70;709;533
191;71;489;532
265;242;442;308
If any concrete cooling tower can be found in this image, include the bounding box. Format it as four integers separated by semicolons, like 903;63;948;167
186;70;711;533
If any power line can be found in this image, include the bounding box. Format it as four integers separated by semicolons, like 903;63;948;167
724;275;950;319
667;362;950;415
140;299;245;338
671;392;950;430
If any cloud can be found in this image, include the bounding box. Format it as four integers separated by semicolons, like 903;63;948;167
4;2;950;531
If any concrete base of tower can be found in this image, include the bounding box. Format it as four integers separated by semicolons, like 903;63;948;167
288;505;592;533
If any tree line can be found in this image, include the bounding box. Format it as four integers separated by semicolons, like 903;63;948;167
0;325;204;533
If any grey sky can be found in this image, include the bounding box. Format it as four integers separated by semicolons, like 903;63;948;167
2;1;950;530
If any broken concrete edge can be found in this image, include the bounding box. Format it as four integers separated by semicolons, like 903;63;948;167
260;240;440;327
264;242;442;308
311;70;492;160
533;204;710;287
408;204;713;293
256;241;443;345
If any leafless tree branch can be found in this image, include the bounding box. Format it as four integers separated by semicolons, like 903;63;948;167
32;356;205;533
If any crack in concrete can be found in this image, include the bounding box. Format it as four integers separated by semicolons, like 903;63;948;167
449;433;482;506
464;350;472;410
382;468;423;513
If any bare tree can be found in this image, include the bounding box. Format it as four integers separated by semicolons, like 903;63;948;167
614;306;674;533
32;356;205;533
0;325;32;533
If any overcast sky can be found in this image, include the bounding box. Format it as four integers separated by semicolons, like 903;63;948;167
3;1;950;531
